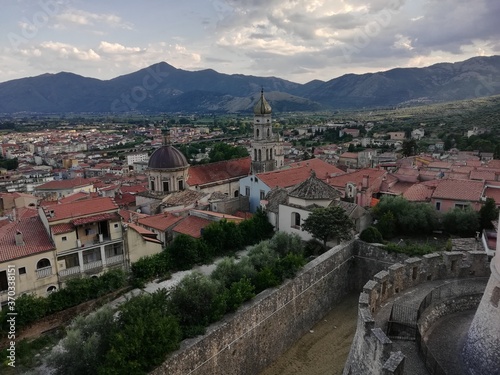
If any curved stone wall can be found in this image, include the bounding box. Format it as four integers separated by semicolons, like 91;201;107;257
344;249;490;375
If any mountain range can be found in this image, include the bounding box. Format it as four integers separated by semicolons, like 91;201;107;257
1;55;500;114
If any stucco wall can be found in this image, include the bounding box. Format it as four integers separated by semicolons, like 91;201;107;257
152;241;356;375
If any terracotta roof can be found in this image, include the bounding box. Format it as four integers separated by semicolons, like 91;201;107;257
427;162;452;170
0;208;55;262
173;215;211;238
120;185;147;194
161;189;207;207
257;158;344;189
487;160;500;169
339;152;358;159
128;223;162;244
138;212;183;231
190;209;244;222
483;187;500;205
51;222;75;235
118;209;148;223
329;168;387;191
264;187;289;213
43;197;118;222
71;212;120;226
288;172;342;200
403;184;435;202
114;193;136;207
59;192;99;204
36;177;95;190
432;179;484;201
470;170;496;181
187;157;251;186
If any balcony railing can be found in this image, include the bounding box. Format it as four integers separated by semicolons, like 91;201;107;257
36;266;53;279
59;266;81;278
83;260;103;272
106;254;124;265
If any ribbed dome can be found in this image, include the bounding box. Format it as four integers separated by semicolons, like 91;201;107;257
148;145;189;170
253;89;272;115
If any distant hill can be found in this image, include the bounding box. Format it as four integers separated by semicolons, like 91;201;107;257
0;56;499;114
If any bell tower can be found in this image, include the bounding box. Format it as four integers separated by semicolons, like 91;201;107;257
251;89;284;174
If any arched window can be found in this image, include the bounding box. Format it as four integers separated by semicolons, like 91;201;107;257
291;212;301;228
266;149;269;160
267;129;270;137
254;149;257;161
256;129;260;138
258;149;262;161
234;190;239;198
37;258;51;269
47;286;57;294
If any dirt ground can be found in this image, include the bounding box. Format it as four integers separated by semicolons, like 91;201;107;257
259;293;359;375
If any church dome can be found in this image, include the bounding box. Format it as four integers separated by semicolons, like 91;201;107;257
253;89;272;115
148;144;189;170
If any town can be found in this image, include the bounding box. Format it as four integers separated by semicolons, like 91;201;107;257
0;90;499;374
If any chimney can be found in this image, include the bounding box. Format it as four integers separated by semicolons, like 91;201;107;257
362;174;370;189
15;230;24;246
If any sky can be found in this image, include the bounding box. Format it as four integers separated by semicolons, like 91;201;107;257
0;0;499;84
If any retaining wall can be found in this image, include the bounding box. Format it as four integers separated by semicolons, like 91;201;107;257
152;241;356;375
344;247;490;375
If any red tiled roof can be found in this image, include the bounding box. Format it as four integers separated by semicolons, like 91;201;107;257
339;152;358;159
114;193;136;207
71;212;120;226
51;223;75;235
36;177;95;190
403;184;435;202
172;215;211;238
43;197;118;222
470;170;496;181
257;158;344;189
370;197;380;207
0;209;55;262
187;157;251;186
120;185;147;194
59;192;99;204
487;160;500;169
138;212;183;231
427;162;452;170
128;223;163;244
328;168;387;190
484;187;500;205
432;179;484;201
118;209;148;223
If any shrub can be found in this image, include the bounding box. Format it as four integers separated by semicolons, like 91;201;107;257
5;294;48;330
168;234;200;270
50;307;116;375
360;226;384;243
303;239;326;257
442;207;480;237
131;251;170;286
385;242;435;256
167;272;226;337
222;278;255;312
210;257;257;288
268;232;303;257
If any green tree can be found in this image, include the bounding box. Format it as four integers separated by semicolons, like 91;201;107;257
301;206;355;248
479;197;499;230
401;139;417;157
51;307;116;375
442;207;480;237
103;290;181;374
208;143;249;162
168;234;200;270
167;272;226;338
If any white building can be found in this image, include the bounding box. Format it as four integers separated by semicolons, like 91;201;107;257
127;152;149;166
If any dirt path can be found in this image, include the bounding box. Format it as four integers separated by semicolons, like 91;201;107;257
259;293;359;375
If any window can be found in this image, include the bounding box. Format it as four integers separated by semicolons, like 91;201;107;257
260;190;266;200
163;181;170;192
113;223;119;229
291;212;301;228
455;203;468;209
36;258;51;269
178;180;184;190
234;190;239;198
47;286;57;294
150;180;155;191
19;267;26;275
61;236;67;241
435;202;441;211
245;186;250;196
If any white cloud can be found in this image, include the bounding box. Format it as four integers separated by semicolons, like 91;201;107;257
54;9;132;29
98;41;142;54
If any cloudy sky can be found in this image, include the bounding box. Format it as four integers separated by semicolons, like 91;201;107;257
0;0;498;84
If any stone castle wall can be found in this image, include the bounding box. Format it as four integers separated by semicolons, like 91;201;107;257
344;247;490;375
152;241;356;375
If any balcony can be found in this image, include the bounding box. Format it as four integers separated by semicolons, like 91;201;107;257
36;266;53;279
59;266;81;279
83;260;103;274
106;254;124;265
